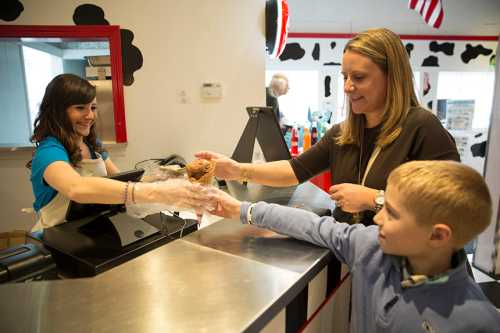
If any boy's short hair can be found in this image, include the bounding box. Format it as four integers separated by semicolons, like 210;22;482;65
388;160;492;248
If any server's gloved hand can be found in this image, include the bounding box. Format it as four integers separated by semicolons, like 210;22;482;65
131;178;216;213
156;178;216;212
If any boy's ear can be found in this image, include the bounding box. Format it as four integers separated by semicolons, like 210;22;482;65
429;224;452;245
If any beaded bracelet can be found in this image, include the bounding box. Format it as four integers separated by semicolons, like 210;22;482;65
123;181;130;204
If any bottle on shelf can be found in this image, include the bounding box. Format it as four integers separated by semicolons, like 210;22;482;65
311;123;318;145
284;129;292;149
290;127;299;157
298;125;304;150
303;127;311;151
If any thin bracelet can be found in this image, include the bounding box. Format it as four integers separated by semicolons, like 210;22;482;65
131;182;137;204
123;181;130;204
241;165;252;182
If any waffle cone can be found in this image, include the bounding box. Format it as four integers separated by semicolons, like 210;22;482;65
186;159;216;185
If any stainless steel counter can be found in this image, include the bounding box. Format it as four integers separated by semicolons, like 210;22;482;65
0;182;335;332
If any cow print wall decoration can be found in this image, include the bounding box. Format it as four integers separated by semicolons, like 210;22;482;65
312;43;320;61
73;4;109;24
429;41;454;55
405;43;414;58
324;76;331;98
279;43;306;61
461;44;493;64
0;0;23;21
73;4;143;86
330;42;336;49
119;30;143;86
422;55;439;67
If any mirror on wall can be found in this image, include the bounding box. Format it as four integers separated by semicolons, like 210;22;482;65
0;25;127;148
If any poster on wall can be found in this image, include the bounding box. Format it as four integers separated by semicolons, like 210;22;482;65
445;99;475;130
452;135;469;157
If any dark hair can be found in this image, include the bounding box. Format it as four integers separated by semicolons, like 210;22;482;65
27;74;106;168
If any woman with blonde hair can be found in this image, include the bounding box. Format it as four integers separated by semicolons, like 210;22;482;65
197;28;459;225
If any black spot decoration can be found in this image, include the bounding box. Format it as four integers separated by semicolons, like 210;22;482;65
73;4;109;24
474;133;483;138
427;101;433;110
120;29;143;85
324;76;331;98
422;56;439;67
461;44;493;64
490;54;496;66
330;42;336;49
312;43;320;61
323;61;341;66
405;43;414;58
0;0;23;21
471;141;486;158
279;43;305;61
73;4;143;86
429;41;454;56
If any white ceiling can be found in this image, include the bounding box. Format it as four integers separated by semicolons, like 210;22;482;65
286;0;500;36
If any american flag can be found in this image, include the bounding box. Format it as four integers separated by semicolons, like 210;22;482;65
408;0;444;29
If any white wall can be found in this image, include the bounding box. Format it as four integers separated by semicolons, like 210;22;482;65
0;0;265;231
286;0;500;35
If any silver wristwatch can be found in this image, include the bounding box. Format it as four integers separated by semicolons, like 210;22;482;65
374;190;385;212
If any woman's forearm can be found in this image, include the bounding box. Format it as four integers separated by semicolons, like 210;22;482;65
66;176;133;204
45;161;140;205
240;160;299;187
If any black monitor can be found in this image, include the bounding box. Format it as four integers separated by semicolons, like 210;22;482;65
232;106;291;163
65;168;145;222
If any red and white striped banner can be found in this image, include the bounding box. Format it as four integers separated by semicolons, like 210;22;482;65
408;0;444;29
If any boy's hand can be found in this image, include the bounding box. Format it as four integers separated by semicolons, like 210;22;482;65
206;187;242;219
329;183;376;213
194;151;242;181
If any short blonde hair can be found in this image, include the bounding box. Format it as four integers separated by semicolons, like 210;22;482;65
270;73;289;96
388;161;492;248
336;28;420;147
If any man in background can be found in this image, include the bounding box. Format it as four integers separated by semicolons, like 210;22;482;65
266;73;289;125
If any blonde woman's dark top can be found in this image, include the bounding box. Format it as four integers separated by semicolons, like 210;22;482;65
290;107;460;224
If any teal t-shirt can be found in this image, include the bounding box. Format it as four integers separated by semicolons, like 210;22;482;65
30;136;108;211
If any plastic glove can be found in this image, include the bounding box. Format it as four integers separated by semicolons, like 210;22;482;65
126;178;216;218
152;178;214;211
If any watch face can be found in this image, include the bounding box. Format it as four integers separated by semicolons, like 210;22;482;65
375;191;385;205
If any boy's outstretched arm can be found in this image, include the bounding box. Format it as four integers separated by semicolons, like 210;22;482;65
209;188;367;268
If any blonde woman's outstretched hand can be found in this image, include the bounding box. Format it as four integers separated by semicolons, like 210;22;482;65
194;151;242;181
